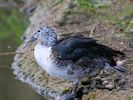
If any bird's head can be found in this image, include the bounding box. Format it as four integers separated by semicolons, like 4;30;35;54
25;25;57;47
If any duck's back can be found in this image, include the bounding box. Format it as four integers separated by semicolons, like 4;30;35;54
52;35;125;67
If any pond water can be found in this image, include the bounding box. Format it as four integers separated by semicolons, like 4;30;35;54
0;8;44;100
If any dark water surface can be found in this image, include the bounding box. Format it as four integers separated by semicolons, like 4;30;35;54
0;8;44;100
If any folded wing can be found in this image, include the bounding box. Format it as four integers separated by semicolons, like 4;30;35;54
52;35;125;67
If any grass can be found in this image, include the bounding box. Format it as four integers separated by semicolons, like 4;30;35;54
89;1;133;35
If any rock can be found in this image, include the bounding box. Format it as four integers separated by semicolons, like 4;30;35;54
12;0;95;99
20;0;38;14
12;0;133;99
12;0;74;99
102;80;109;85
105;82;115;90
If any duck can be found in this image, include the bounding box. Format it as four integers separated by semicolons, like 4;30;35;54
25;25;126;100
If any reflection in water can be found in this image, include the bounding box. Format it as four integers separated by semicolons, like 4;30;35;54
0;67;44;100
0;8;44;100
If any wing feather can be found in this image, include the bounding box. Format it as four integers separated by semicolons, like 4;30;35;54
52;35;125;66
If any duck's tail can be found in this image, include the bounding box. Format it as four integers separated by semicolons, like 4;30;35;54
113;65;127;73
105;63;127;73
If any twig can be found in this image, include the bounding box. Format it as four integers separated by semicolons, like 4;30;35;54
89;22;99;37
0;52;24;56
0;49;34;56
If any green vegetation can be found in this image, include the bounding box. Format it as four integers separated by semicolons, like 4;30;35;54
73;0;109;11
0;8;28;43
58;0;109;13
92;1;133;35
58;0;133;35
58;0;110;26
117;4;133;34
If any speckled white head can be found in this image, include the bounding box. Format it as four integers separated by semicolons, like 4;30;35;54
25;25;57;47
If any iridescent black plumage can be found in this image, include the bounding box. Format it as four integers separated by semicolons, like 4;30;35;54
52;35;125;72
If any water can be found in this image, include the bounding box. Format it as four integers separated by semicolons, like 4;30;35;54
0;8;44;100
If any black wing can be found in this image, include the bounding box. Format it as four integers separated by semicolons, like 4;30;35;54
52;35;125;66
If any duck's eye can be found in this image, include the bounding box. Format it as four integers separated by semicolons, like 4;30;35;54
38;30;40;32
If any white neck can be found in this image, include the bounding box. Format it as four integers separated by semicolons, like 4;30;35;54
34;44;52;70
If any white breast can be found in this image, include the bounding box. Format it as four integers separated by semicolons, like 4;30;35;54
34;44;56;75
34;44;78;81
